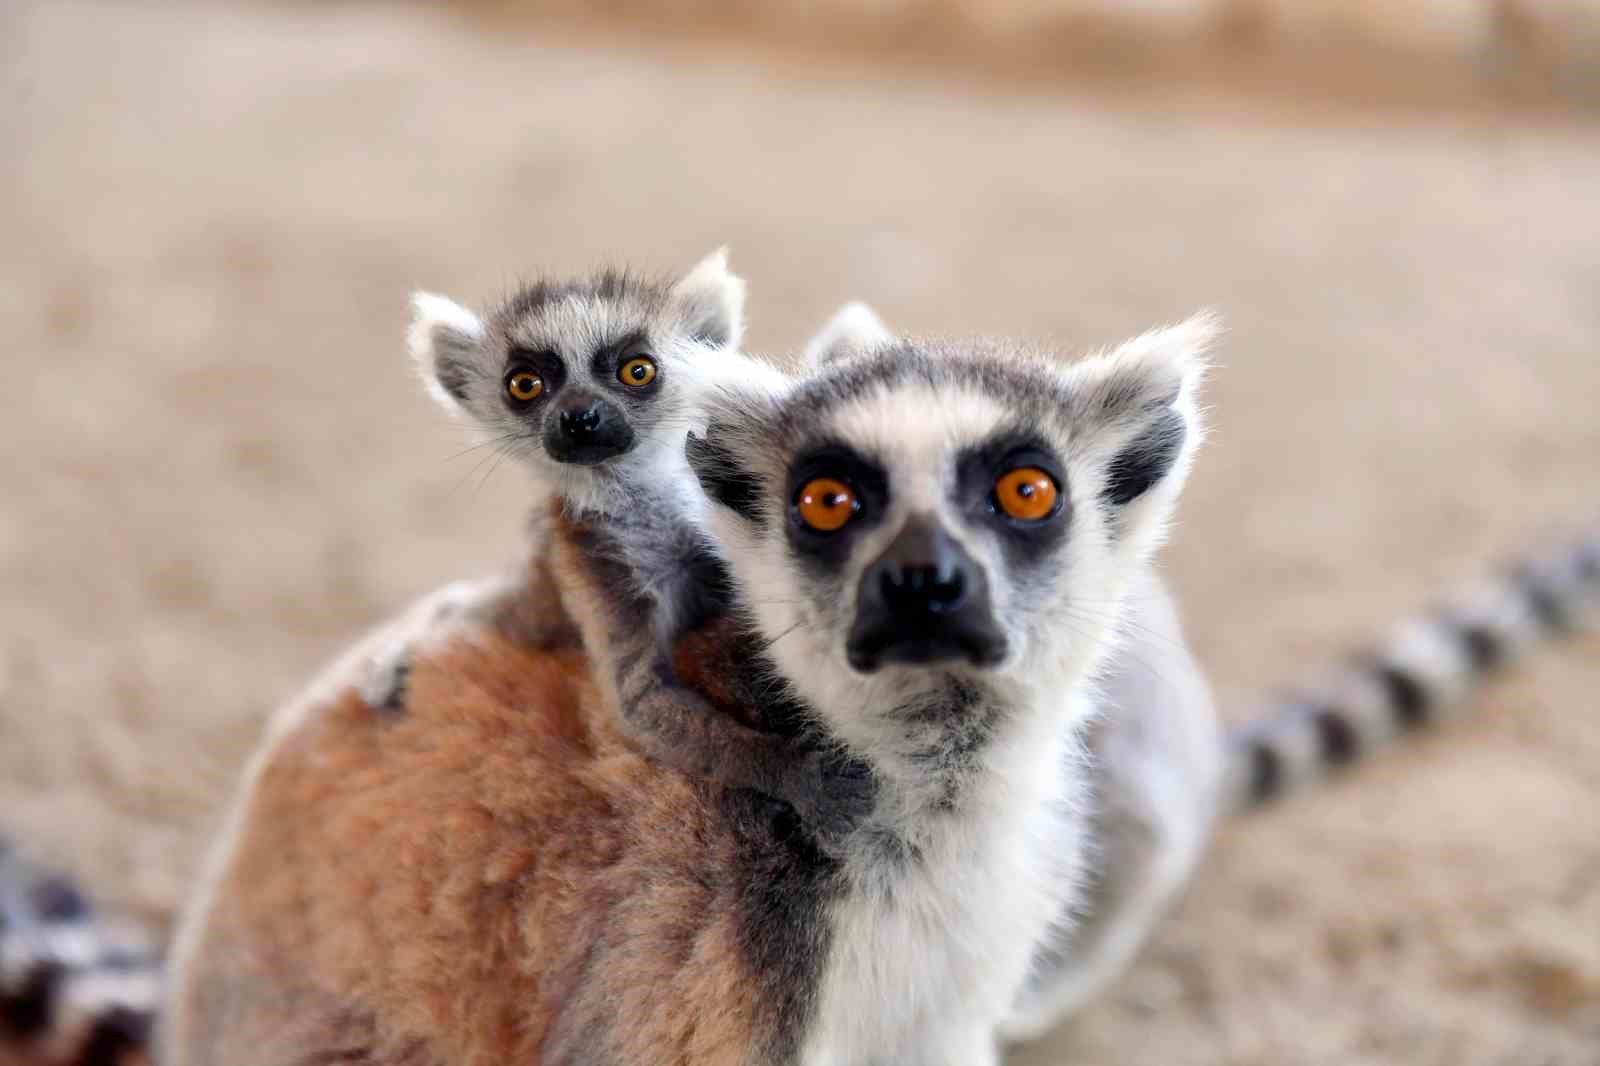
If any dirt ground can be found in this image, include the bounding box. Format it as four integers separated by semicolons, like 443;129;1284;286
3;1;1599;1062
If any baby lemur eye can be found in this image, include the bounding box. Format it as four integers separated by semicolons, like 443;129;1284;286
796;478;859;533
618;356;658;387
505;371;544;403
994;467;1059;522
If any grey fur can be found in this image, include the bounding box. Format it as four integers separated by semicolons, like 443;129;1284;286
1004;571;1221;1039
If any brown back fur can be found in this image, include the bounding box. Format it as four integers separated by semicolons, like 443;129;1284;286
164;613;789;1064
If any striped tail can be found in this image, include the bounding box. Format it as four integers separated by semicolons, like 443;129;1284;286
1222;527;1600;815
0;839;161;1066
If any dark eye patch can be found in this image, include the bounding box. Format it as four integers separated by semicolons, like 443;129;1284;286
954;432;1070;567
785;443;889;571
590;328;659;395
502;347;565;410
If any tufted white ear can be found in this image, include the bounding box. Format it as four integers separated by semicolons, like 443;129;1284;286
670;247;746;350
802;302;894;368
1080;311;1218;418
408;292;487;415
1063;311;1220;558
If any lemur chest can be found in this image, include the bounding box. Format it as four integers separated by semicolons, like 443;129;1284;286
800;729;1088;1063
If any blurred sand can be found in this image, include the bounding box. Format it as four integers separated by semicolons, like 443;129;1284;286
2;1;1599;1061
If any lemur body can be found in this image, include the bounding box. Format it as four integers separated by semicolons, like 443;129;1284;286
799;308;1226;1038
1003;567;1221;1038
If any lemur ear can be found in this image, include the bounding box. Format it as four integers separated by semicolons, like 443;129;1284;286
686;425;764;525
671;247;746;350
802;302;894;367
1067;311;1218;525
408;292;487;414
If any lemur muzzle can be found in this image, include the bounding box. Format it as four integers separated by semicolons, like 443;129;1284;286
847;516;1008;672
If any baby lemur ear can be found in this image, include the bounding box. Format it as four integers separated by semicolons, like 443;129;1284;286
1066;311;1219;536
802;302;894;368
408;292;488;414
671;247;747;350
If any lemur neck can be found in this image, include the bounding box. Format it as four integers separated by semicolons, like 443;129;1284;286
844;670;1096;824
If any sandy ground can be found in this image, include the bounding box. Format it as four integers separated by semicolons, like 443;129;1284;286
3;1;1599;1062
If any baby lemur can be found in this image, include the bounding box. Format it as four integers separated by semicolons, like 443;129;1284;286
403;252;868;834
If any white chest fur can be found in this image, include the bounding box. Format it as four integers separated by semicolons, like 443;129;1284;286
800;694;1093;1066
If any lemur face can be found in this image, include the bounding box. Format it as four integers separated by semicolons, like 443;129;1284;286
408;250;745;514
688;316;1214;715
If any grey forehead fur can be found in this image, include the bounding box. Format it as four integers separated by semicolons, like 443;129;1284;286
487;268;672;347
485;264;739;352
730;336;1186;468
769;340;1074;450
717;329;1186;537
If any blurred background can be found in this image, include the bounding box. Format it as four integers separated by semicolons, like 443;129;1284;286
3;1;1598;1062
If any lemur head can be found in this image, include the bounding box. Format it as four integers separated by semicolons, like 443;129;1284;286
686;315;1215;747
408;250;746;514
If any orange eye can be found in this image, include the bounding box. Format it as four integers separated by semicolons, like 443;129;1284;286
506;371;543;402
994;467;1058;521
619;356;658;387
796;478;858;533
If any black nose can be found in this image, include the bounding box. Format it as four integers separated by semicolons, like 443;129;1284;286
877;547;969;615
847;516;1006;673
544;396;635;465
560;404;603;437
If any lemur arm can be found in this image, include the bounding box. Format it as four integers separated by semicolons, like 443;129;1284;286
606;600;870;840
553;519;872;840
619;638;779;784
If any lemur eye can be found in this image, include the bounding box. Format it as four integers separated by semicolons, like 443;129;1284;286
994;467;1059;521
506;371;544;402
796;478;859;533
619;356;658;387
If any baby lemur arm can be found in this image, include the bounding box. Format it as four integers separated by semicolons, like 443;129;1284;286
558;518;873;839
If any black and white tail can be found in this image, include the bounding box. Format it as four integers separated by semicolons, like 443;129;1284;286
1222;527;1600;814
0;839;161;1065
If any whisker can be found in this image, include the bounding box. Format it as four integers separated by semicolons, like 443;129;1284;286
442;431;531;463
